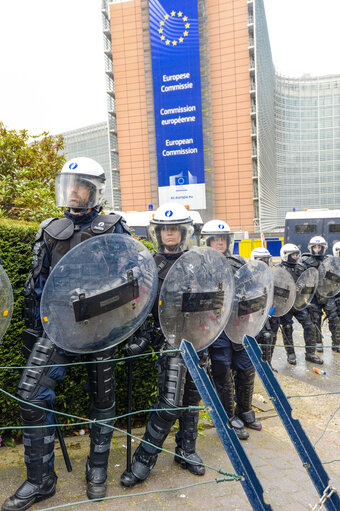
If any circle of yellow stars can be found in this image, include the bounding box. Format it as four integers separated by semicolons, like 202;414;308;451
159;10;190;46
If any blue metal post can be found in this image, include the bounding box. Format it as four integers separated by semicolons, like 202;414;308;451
244;335;340;511
180;339;272;511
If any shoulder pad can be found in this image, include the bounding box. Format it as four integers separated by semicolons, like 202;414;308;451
35;218;57;241
91;213;130;234
110;212;130;234
43;218;74;240
227;255;246;273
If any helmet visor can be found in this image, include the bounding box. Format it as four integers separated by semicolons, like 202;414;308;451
201;233;234;255
148;222;194;252
55;173;105;209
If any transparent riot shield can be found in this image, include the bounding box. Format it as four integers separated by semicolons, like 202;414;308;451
158;246;234;351
0;265;14;341
316;256;340;298
293;267;318;311
41;234;158;353
224;260;274;344
270;266;296;317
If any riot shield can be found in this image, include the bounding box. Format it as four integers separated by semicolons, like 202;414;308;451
158;246;234;351
270;266;296;317
316;256;340;298
293;267;318;311
0;265;13;342
40;234;158;353
224;260;274;344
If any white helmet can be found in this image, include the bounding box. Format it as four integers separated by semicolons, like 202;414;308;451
280;243;300;264
200;220;233;255
250;247;272;265
332;241;340;257
148;202;194;252
55;157;106;210
308;236;328;257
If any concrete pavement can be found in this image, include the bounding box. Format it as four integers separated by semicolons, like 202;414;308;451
0;326;339;511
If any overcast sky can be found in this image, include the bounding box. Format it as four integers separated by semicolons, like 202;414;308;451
0;0;339;136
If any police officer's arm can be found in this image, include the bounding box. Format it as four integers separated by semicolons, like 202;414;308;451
23;226;52;334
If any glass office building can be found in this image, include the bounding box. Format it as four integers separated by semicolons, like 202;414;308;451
61;122;117;208
275;74;340;225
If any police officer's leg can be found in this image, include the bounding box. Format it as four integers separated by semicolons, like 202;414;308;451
295;309;323;364
256;330;272;365
120;350;186;487
324;298;340;353
234;349;262;431
269;317;280;371
334;296;340;352
2;338;68;511
174;368;205;475
85;347;116;500
280;313;296;365
309;303;323;352
209;345;249;440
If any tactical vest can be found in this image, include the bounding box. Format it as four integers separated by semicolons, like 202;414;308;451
42;213;129;269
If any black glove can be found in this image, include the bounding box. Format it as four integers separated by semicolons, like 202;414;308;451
198;348;209;368
122;336;150;357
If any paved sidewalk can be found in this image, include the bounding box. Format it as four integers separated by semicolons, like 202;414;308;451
1;370;339;511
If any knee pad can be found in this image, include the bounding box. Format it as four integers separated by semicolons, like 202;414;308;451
19;400;47;425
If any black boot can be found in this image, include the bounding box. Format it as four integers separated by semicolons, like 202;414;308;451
174;412;205;475
257;331;272;364
314;320;323;352
120;408;175;488
2;402;57;511
303;321;323;364
212;368;249;440
269;333;278;372
282;324;296;364
234;367;262;431
86;411;114;500
305;353;323;364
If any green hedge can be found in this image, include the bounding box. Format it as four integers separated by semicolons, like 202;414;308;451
0;219;158;440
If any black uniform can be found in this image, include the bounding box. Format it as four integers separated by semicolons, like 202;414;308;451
301;253;340;353
279;258;322;364
256;316;280;369
2;209;130;511
120;250;205;488
209;255;262;440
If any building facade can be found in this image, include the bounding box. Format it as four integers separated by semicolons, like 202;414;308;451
101;0;277;232
61;122;117;207
98;0;340;232
275;74;340;225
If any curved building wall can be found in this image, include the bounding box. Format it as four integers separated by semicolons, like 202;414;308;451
253;0;276;231
275;74;340;224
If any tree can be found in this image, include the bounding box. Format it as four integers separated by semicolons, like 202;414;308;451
0;122;66;223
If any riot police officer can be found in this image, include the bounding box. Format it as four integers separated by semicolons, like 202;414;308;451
2;157;130;511
251;248;280;371
201;221;262;441
279;243;323;365
302;236;340;353
120;203;205;488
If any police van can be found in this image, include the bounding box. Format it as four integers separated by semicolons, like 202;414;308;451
284;209;340;254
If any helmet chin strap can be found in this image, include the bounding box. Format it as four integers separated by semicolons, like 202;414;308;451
163;243;181;253
69;207;89;214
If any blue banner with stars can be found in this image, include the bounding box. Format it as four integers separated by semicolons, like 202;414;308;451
149;0;206;209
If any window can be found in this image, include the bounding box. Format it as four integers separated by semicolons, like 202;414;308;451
329;224;340;233
295;224;317;234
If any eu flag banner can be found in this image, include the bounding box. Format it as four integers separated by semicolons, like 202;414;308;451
149;0;206;209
